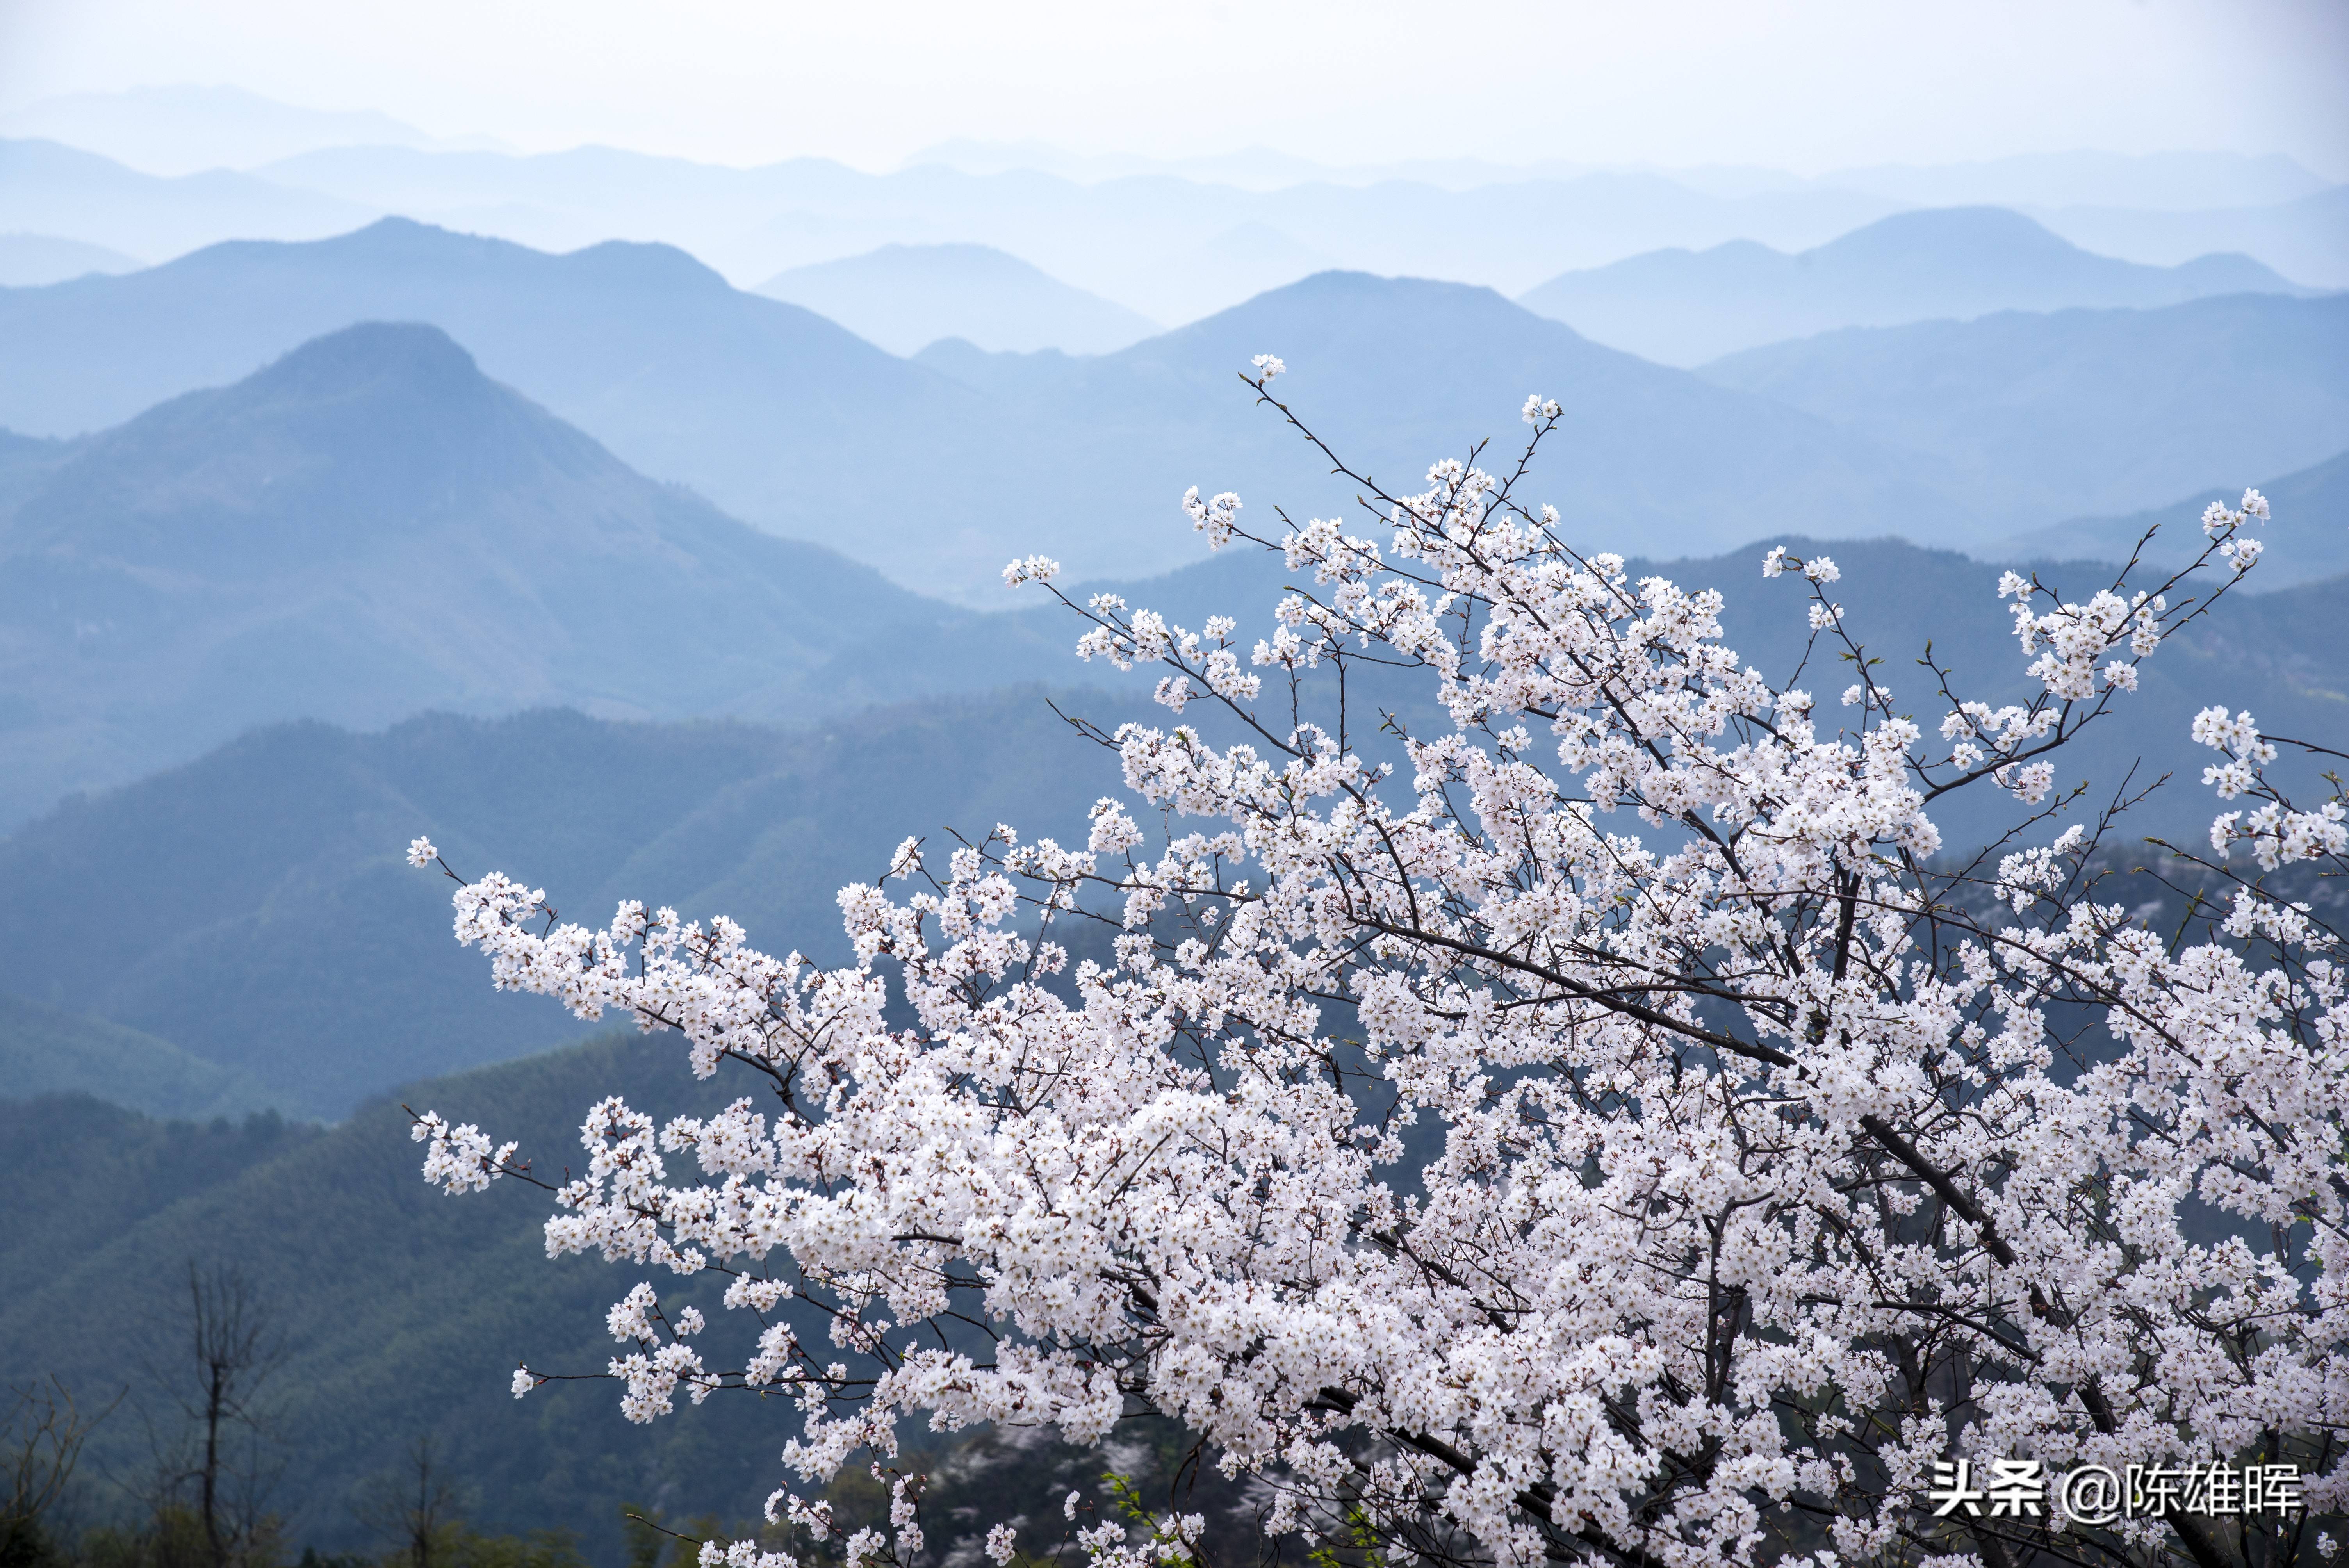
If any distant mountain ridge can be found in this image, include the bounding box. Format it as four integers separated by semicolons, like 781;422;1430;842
0;216;1026;595
3;223;2338;609
0;992;276;1121
0;84;506;176
0;232;143;287
1697;292;2349;521
5;524;2338;1120
0;135;372;260
904;268;1979;567
1520;207;2313;365
0;320;1018;829
0;690;1129;1119
2026;185;2349;292
1988;448;2349;587
238;142;1909;317
756;242;1158;355
0;224;2016;597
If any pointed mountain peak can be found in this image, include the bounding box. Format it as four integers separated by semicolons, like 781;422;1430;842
244;318;485;400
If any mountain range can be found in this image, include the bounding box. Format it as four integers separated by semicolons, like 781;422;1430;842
1993;448;2349;587
6;122;2342;328
232;143;1912;316
1520;206;2313;365
0;231;144;287
0;689;1130;1120
179;141;2349;306
3;522;2336;1121
6;221;2341;604
0;219;1060;596
0;136;371;259
0;992;276;1120
3;286;2340;810
756;242;1159;354
1698;291;2349;522
0;84;511;176
2033;185;2349;296
0;320;1059;829
0;224;1983;596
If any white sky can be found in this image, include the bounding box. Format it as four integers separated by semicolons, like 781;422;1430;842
1;0;2344;178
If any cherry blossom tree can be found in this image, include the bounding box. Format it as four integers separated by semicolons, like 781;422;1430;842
408;363;2347;1568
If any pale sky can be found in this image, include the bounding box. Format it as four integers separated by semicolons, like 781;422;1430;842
2;0;2345;178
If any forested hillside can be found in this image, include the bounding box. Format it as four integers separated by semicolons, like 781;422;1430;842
3;528;2335;1121
0;1044;1240;1564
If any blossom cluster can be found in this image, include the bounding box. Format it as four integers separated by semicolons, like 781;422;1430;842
411;370;2346;1568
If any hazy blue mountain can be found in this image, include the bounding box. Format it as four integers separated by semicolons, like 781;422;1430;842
0;231;143;286
0;427;79;514
0;992;277;1120
0;83;502;176
0;320;1027;829
1520;207;2309;365
2037;185;2349;291
1698;293;2349;520
1818;151;2331;213
248;143;1904;317
0;687;1127;1119
6;220;2329;604
1987;449;2349;588
4;519;2335;1118
0;218;1028;596
756;242;1158;354
1;227;2022;597
0;136;374;261
908;269;1978;568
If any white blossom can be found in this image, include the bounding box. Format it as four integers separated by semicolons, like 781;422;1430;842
406;388;2343;1568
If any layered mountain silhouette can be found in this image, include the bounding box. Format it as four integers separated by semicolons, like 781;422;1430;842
5;522;2337;1119
6;221;2338;603
0;692;1127;1119
0;321;1052;829
0;84;485;176
0;993;274;1121
2041;186;2349;294
241;143;1903;317
1699;292;2349;520
1991;448;2349;588
2;223;2012;593
0;218;1025;595
1520;207;2309;364
907;268;1976;568
0;136;371;260
0;232;143;287
757;242;1159;355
